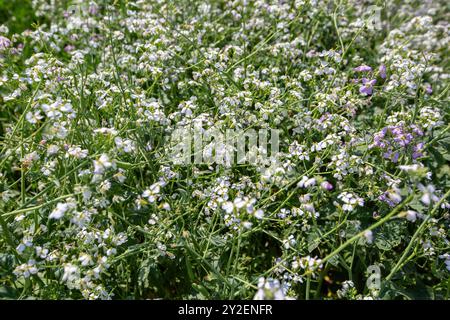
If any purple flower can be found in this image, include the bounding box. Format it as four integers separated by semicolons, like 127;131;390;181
383;149;399;162
412;142;424;159
354;65;372;72
389;125;414;147
378;64;387;79
410;124;424;137
359;78;376;96
378;190;401;207
390;125;403;136
394;133;413;147
371;127;388;148
318;113;330;123
425;85;432;95
378;193;391;206
392;152;400;163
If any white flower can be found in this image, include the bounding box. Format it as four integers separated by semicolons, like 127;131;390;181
148;214;158;225
222;201;234;214
222;197;257;214
94;127;118;135
406;210;417;222
364;230;373;244
113;169;127;183
35;246;49;259
243;221;253;229
93;154;113;175
26;111;43;124
142;182;161;203
79;253;93;266
115;137;136;153
254;277;288;300
254;209;264;219
338;192;364;211
283;235;296;249
49;202;75;220
297;176;316;188
13;260;38;278
337;280;355;298
399;164;421;172
22;151;40;165
418;184;440;206
47;144;60;156
439;254;450;272
67;146;88;159
99;180;111;193
62;263;79;282
49;203;68;219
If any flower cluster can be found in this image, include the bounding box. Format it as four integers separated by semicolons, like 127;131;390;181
0;0;448;300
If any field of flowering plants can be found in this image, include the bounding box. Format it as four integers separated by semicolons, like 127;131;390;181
0;0;449;300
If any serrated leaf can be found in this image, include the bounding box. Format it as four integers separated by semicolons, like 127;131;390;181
375;221;405;251
307;230;321;253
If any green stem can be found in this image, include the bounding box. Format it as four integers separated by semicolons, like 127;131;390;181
320;193;414;265
386;189;450;281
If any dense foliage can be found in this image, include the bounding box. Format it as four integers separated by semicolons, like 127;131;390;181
0;0;449;300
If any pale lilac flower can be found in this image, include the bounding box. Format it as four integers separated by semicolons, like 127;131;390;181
79;253;93;266
47;144;60;156
222;201;234;214
371;128;388;148
89;4;98;15
67;146;88;159
439;254;450;272
115;137;136;153
320;181;333;191
64;45;75;52
0;35;11;51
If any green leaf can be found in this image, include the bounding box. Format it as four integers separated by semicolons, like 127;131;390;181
0;286;18;299
375;220;405;251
